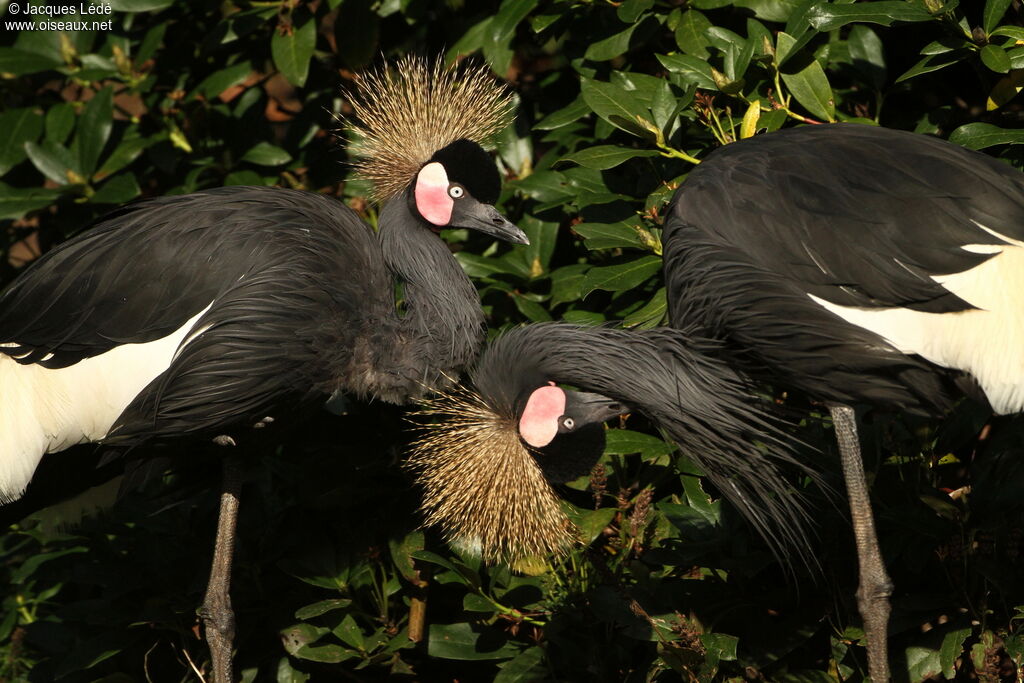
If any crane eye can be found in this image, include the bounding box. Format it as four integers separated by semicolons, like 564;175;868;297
448;184;465;199
561;417;575;430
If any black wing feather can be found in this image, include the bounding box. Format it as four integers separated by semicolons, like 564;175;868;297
0;186;382;367
1;185;391;440
665;125;1018;412
669;125;1024;311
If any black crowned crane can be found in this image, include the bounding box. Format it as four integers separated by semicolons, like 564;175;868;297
407;123;1024;682
0;56;526;682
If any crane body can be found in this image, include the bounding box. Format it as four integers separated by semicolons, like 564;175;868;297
661;125;1024;680
410;124;1024;682
0;56;524;682
0;173;519;503
666;125;1024;416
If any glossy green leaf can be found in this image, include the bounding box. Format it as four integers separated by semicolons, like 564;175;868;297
97;132;165;180
657;53;717;90
987;68;1024;109
581;255;662;297
136;22;167;63
573;220;646;250
1009;47;1024;69
549;264;589;307
241;142;292;166
535;96;591;131
0;108;43;176
919;37;969;55
294;599;353;620
564;505;617;545
981;44;1011;73
806;2;932;31
44;103;75;146
896;49;972;83
0;183;61;220
991;26;1024;40
91;172;140;204
24;140;77;184
280;624;329;657
494;647;547;682
294;643;355;663
520;214;558;276
586;22;641;61
778;33;835;121
939;627;972;678
463;593;496;614
275;656;310;683
949;122;1024;149
332;614;365;650
715;30;755;81
224;170;265;186
622;287;667;328
848;25;887;89
605;429;674;458
427;623;519;661
734;0;803;22
984;0;1013;34
272;12;316;87
675;10;712;59
487;0;538;71
906;644;943;681
388;529;425;583
0;47;62;76
411;550;482;590
456;252;518;279
681;471;720;523
512;293;553;321
559;145;660;170
195;61;253;100
71;87;114;176
580;78;653;136
490;0;539;46
700;632;738;661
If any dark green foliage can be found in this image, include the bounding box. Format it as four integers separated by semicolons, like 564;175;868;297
3;0;1024;680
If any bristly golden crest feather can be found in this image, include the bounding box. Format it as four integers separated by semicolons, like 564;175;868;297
405;387;576;564
342;56;515;203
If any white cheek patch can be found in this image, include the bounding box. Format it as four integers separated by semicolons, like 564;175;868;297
414;162;453;226
518;383;566;448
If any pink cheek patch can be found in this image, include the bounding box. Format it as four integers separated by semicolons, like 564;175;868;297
518;383;566;448
414;162;453;226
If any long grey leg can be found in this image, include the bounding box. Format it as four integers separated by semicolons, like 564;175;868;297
201;454;242;683
829;404;892;682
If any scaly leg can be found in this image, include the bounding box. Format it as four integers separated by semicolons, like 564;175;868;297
829;404;892;682
201;453;242;683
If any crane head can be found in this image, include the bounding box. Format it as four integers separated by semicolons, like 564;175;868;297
343;56;517;215
406;381;627;563
518;383;625;483
411;138;528;244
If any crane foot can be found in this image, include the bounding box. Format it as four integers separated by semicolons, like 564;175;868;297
200;455;242;683
829;404;892;682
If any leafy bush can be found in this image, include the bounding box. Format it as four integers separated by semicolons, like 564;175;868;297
3;0;1024;680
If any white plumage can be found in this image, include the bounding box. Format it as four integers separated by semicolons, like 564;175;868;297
0;306;210;501
808;228;1024;415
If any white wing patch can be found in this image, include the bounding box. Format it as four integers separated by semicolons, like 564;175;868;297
808;227;1024;416
0;304;213;502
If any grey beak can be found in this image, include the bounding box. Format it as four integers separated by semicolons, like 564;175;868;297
450;200;529;245
572;391;629;423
